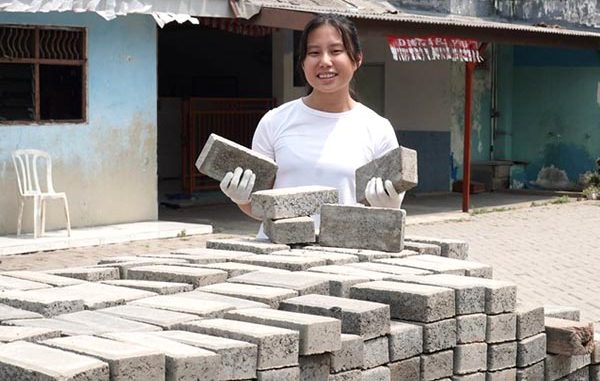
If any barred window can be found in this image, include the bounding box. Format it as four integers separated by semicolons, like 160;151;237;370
0;25;86;123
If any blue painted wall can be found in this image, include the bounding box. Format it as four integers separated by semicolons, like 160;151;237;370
0;12;157;234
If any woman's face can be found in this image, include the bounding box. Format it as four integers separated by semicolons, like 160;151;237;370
302;24;361;98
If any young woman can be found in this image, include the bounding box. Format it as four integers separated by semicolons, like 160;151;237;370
220;14;404;226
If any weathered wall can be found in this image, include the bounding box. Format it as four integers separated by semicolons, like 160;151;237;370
496;0;600;28
0;12;157;234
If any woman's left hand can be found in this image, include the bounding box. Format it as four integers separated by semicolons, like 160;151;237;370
365;177;405;209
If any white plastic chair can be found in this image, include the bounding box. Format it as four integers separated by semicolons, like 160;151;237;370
12;149;71;238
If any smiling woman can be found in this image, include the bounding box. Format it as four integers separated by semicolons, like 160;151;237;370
218;14;406;237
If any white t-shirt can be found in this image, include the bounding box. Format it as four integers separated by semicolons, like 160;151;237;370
252;98;399;236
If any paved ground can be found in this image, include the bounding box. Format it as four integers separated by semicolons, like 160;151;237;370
2;195;599;322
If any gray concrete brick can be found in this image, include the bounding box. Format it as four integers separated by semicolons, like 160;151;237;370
544;305;581;321
195;133;277;192
350;280;455;323
452;372;486;381
410;318;456;353
486;368;516;381
170;247;256;260
375;257;465;276
348;262;433;276
515;303;545;340
126;265;227;287
228;271;329;296
225;307;341;355
264;216;316;244
101;279;193;295
46;266;120;281
103;331;221;381
131;293;235;316
387;356;420;381
0;326;60;343
593;331;600;364
404;236;469;260
272;249;359;265
402;241;442;255
450;277;517;314
137;252;253;265
0;302;43;321
233;254;326;271
355;145;418;204
257;366;300;381
55;310;162;334
487;341;517;371
1;270;84;287
252;186;338;219
388;249;420;258
361;366;391;381
153;330;257;380
95;259;190;278
5;317;98;336
388;273;486;315
301;245;393;262
176;290;270;309
517;333;546;367
409;255;493;278
206;237;290;254
42;335;165;381
330;334;364;373
517;360;544;381
420;349;453;381
590;364;600;381
0;289;85;317
329;369;361;381
195;262;291;277
0;340;109;380
97;304;198;329
456;313;487;344
363;336;389;369
197;282;298;308
280;294;390;340
545;354;591;380
388;320;423;361
97;255;186;264
454;343;488;374
299;353;329;381
486;313;516;344
292;271;369;298
308;265;393;281
557;365;589;381
319;204;406;252
178;318;299;370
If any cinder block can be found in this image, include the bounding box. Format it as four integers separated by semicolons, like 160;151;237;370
544;305;580;321
0;326;60;343
301;245;392;262
319;204;405;252
0;303;43;321
233;254;326;271
330;334;364;373
170;247;256;260
486;313;516;343
329;369;361;381
97;305;198;329
360;366;391;381
224;307;342;355
54;310;162;334
347;262;433;276
252;186;338;219
5;317;98;336
101;279;194;295
228;271;329;296
272;249;359;265
387;356;420;381
257;366;300;381
487;341;517;371
130;294;234;317
1;270;84;287
389;273;486;315
50;282;157;310
517;360;544;381
401;242;442;255
376;256;464;276
197;282;298;308
409;318;456;353
544;353;591;380
456;313;487;344
279;294;390;340
400;255;492;278
560;366;589;381
0;289;85;317
404;236;469;260
363;336;389;369
355;145;418;204
486;367;516;381
308;265;394;281
177;318;299;370
451;277;517;314
153;330;257;380
290;272;367;298
299;353;329;381
264;216;316;244
454;343;487;374
420;349;453;381
515;303;545;340
103;331;221;381
206;237;290;254
126;265;227;287
195;133;277;192
177;290;270;309
452;372;485;381
517;333;546;367
590;364;600;381
0;341;109;380
42;335;165;381
45;266;120;281
350;280;455;323
195;262;290;278
388;320;423;361
95;259;189;278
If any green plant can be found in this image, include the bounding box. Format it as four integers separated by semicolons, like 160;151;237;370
579;171;600;200
471;206;513;215
550;195;570;204
177;229;187;238
583;185;600;200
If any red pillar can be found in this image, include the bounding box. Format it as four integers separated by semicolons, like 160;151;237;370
462;62;476;213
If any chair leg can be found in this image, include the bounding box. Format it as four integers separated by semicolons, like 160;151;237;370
33;197;40;239
40;199;47;236
63;196;71;237
17;199;24;236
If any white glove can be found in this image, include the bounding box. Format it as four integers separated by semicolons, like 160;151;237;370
365;177;405;209
220;167;256;205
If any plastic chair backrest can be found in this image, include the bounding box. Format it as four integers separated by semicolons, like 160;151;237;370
11;149;56;196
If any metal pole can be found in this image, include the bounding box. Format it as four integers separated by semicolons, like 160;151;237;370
462;61;475;213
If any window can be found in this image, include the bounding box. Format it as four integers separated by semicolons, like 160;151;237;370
0;25;86;123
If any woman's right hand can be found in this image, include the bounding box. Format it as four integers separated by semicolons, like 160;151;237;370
220;167;256;205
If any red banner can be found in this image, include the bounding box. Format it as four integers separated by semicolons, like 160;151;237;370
388;35;483;62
